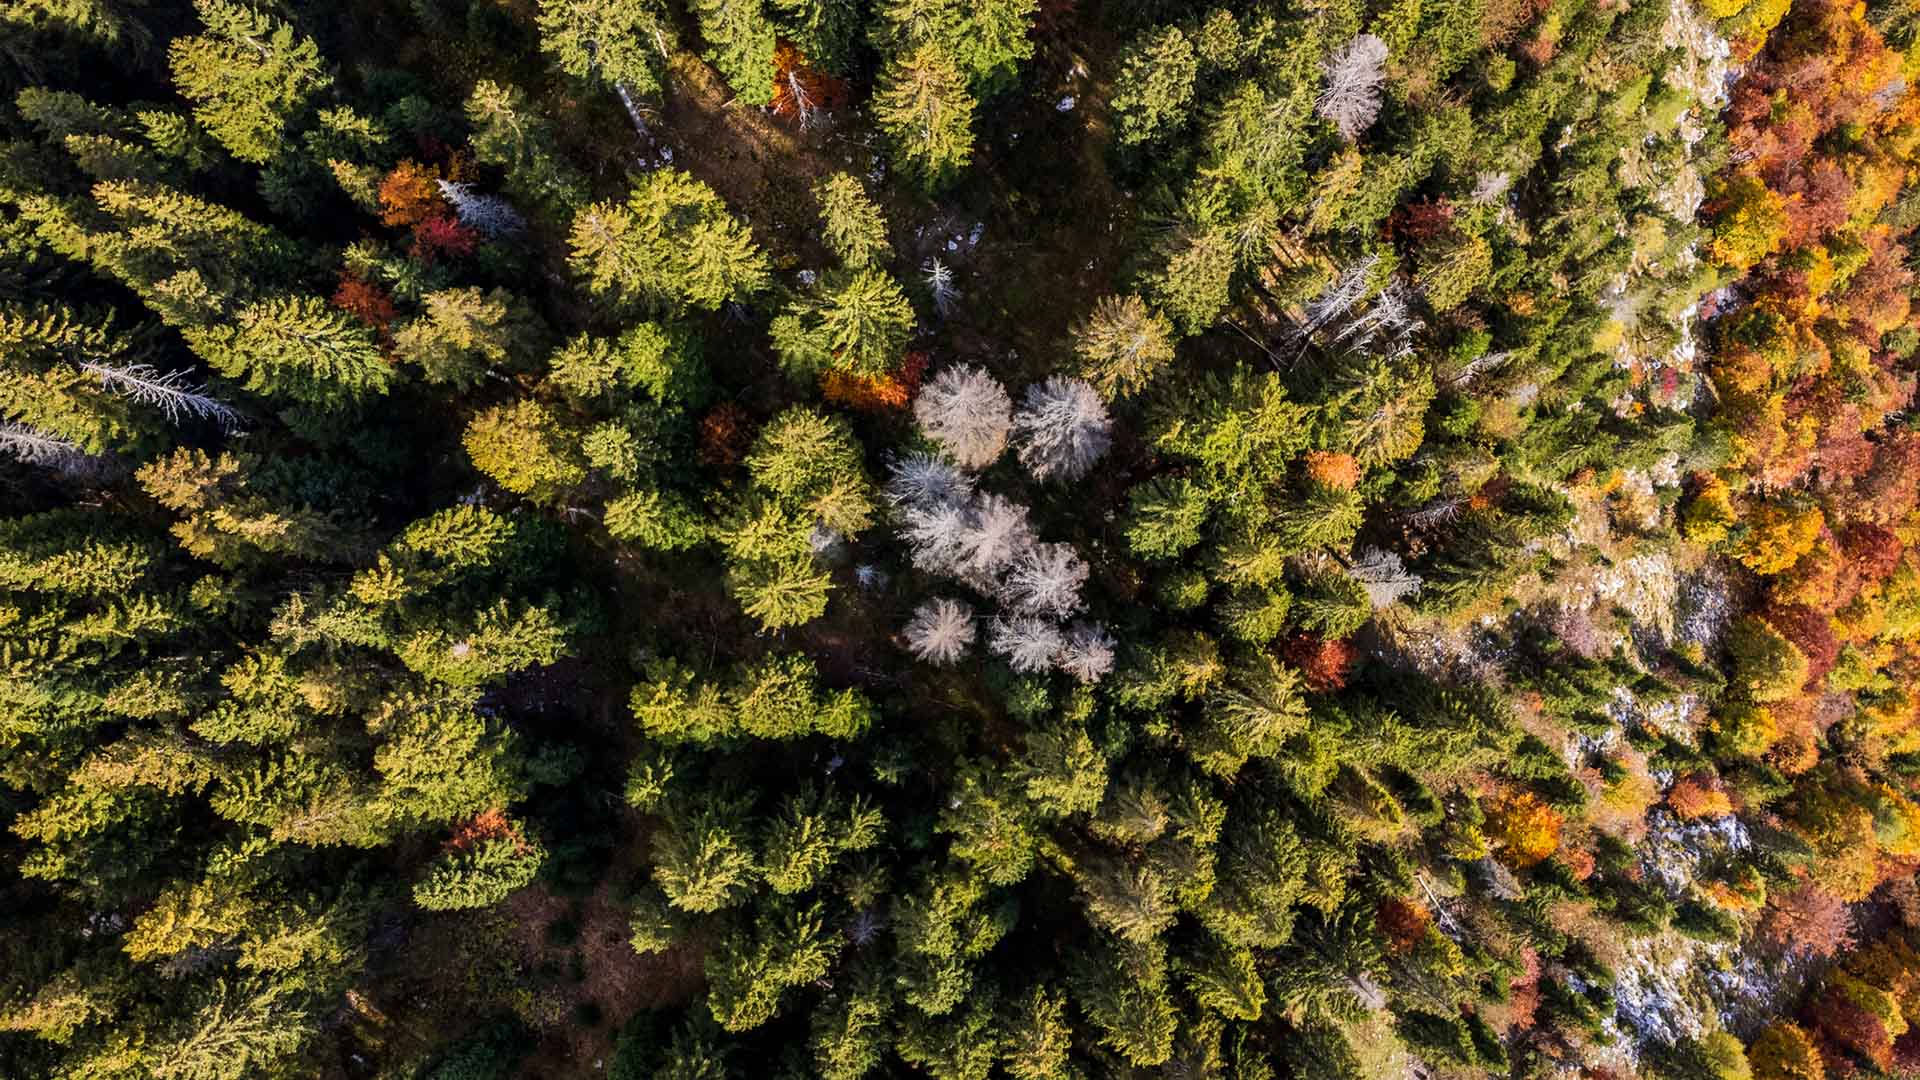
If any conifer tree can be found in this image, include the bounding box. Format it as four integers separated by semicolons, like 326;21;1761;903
1111;26;1199;146
413;833;547;910
184;296;390;414
1075;294;1177;400
536;0;675;99
465;80;587;215
770;268;915;378
168;0;332;164
1;303;148;452
770;0;862;73
143;978;320;1080
871;44;976;194
391;287;547;389
569;170;771;311
462;400;588;502
137;448;344;567
815;172;891;269
693;0;778;105
1072;937;1179;1066
706;900;834;1030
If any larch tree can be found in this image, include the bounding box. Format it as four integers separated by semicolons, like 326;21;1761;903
1056;621;1117;683
956;493;1035;579
885;451;973;509
167;0;332;164
1012;376;1112;483
914;363;1011;468
1002;542;1089;618
1074;294;1177;400
1316;34;1389;142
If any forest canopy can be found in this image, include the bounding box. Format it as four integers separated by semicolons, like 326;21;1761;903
4;0;1920;1077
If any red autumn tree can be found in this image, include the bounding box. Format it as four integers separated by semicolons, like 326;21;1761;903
1669;773;1735;820
332;273;397;335
698;403;754;467
1760;881;1856;960
1283;633;1357;692
1375;897;1432;953
1765;604;1841;687
770;43;847;129
1303;450;1362;491
820;351;928;412
410;213;480;264
1484;788;1562;868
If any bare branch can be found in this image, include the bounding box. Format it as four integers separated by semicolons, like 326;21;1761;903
80;362;243;431
0;421;86;465
1001;541;1089;619
915;364;1011;469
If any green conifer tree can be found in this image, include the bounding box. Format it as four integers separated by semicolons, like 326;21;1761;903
167;0;331;164
569;170;770;311
693;0;777;105
871;44;975;194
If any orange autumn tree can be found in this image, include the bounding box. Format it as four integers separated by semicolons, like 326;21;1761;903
821;350;928;412
771;42;847;129
378;159;444;228
1483;787;1562;868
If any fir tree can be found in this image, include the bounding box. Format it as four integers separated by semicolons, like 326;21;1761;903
693;0;778;105
465;80;587;215
392;287;546;389
168;0;331;164
185;296;390;414
462;400;587;502
413;834;547;910
536;0;675;99
1075;294;1177;400
1111;26;1198;146
570;170;771;311
814;172;891;269
770;267;915;378
871;44;976;193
